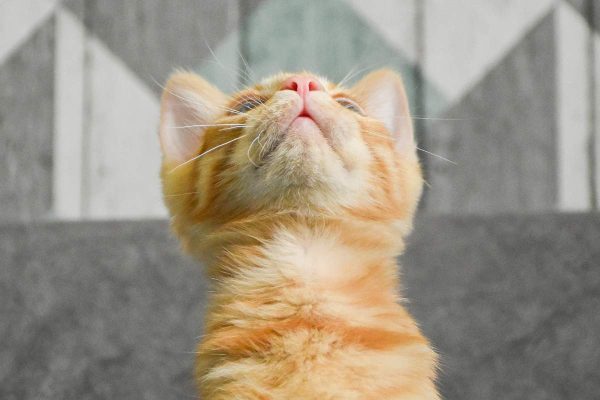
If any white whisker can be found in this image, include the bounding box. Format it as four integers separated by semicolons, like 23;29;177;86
416;146;457;165
246;135;261;167
169;134;248;173
236;49;256;83
204;38;249;90
220;125;248;132
362;130;457;164
168;123;247;129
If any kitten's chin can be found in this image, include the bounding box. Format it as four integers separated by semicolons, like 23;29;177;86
288;116;322;137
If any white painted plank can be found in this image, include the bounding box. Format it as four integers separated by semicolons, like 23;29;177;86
594;32;600;208
555;2;591;211
85;36;165;218
52;7;84;219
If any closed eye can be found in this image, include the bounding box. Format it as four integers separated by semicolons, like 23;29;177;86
335;97;364;115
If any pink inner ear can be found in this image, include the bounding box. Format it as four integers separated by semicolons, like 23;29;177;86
160;101;205;164
159;90;210;164
158;72;227;165
351;70;416;157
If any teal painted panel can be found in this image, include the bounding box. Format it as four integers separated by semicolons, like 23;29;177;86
239;0;445;114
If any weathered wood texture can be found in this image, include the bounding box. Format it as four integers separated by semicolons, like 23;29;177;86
0;17;54;221
423;11;557;214
0;0;598;220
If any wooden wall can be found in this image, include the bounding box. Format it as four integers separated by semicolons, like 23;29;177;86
1;0;598;220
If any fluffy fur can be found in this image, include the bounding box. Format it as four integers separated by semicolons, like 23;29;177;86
158;69;439;399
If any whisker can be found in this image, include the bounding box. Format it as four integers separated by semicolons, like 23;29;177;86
151;76;227;112
237;49;256;83
337;65;359;88
408;115;473;121
247;135;261;167
168;123;247;129
416;146;457;165
362;130;457;165
218;105;246;116
169;134;248;173
338;63;378;87
204;38;250;88
220;125;248;132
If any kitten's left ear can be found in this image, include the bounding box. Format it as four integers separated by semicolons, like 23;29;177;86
351;69;415;154
159;71;227;165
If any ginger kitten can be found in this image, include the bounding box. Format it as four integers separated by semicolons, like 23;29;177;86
158;69;439;399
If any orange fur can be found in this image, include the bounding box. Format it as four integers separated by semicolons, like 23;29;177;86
159;70;439;399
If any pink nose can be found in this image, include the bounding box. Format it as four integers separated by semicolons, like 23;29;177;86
282;75;323;96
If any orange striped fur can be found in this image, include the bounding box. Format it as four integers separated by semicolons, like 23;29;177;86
158;69;439;399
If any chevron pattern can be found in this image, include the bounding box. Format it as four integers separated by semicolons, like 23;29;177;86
1;0;598;220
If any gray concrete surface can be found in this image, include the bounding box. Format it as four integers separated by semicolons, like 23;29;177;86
1;214;599;399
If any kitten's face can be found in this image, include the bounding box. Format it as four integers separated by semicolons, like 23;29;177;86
159;70;422;239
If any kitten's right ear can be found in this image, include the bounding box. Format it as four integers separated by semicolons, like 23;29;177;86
351;69;415;156
159;72;227;165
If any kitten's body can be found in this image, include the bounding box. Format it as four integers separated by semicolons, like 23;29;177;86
159;70;439;399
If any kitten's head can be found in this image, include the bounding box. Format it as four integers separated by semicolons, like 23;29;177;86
159;69;422;251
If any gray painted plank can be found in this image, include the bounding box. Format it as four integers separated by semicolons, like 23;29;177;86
239;0;418;94
74;0;239;93
0;18;54;221
423;12;557;214
595;1;600;208
565;0;600;31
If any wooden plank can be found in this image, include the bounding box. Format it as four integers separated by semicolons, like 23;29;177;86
555;2;592;210
79;0;240;93
79;1;239;218
240;0;418;92
84;35;164;218
423;10;558;214
0;16;55;221
593;2;600;209
53;7;85;219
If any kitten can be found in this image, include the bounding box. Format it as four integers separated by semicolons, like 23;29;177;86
158;69;439;399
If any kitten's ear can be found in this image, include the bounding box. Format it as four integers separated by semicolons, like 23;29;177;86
351;69;415;154
159;72;227;165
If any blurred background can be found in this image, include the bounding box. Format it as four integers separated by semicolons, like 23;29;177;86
1;0;598;220
1;1;600;399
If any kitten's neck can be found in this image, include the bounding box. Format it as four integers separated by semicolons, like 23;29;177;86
200;214;406;308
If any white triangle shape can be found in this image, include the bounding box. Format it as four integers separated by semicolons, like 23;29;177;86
423;0;555;104
0;0;58;65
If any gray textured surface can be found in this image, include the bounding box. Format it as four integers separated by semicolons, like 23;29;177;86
2;1;598;220
70;0;238;94
565;0;599;29
0;221;204;400
0;18;54;221
1;214;599;399
403;213;600;399
239;0;444;112
424;12;557;214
